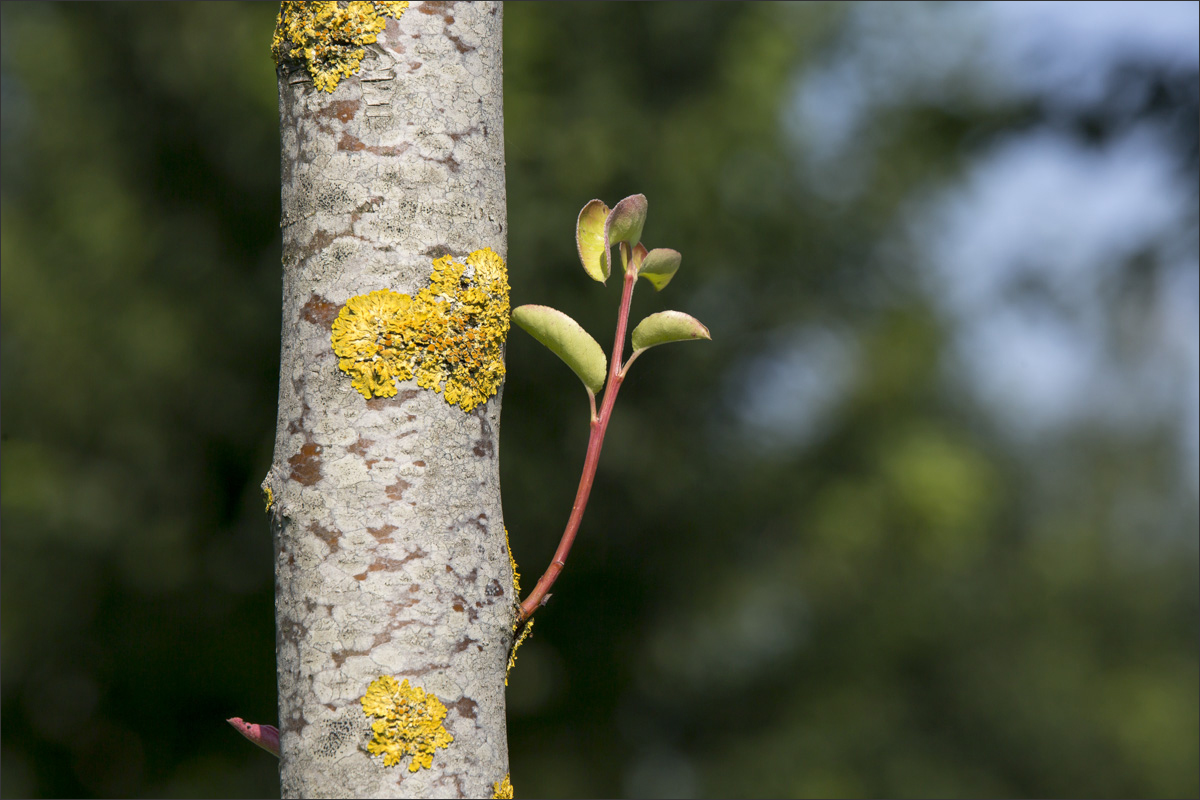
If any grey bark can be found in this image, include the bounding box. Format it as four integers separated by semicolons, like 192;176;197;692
265;4;512;797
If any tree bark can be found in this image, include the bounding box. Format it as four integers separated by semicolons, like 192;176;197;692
264;3;512;797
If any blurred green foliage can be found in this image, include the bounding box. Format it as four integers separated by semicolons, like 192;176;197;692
2;3;1196;798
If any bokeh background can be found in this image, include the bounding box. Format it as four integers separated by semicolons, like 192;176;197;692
2;3;1197;798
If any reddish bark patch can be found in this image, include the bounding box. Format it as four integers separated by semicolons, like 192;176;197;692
386;478;411;501
332;631;396;667
304;228;336;257
418;1;455;18
331;648;367;668
347;436;374;457
367;524;397;542
450;696;478;720
412;460;426;467
446;32;475;54
309;522;342;553
353;548;428;580
289;443;323;486
424;153;461;173
449;593;479;621
317;99;361;123
337;132;410;156
452;635;479;653
472;438;494;458
338;131;367;151
300;293;339;329
367;388;419;409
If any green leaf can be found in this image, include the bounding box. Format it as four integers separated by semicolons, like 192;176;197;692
512;305;608;393
631;310;711;352
576;199;611;283
637;248;681;291
604;194;648;270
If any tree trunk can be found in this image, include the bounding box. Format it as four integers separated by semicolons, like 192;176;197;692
264;3;512;797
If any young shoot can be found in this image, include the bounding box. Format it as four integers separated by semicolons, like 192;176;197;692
511;193;711;622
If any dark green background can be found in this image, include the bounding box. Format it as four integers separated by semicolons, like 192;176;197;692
2;3;1196;798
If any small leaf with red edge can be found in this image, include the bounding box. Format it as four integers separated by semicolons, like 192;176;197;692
576;199;611;283
637;248;681;291
631;310;711;352
604;194;648;271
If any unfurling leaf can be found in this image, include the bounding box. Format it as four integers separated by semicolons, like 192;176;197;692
636;248;681;291
604;194;648;270
631;310;711;352
513;305;608;393
631;242;648;271
576;199;611;283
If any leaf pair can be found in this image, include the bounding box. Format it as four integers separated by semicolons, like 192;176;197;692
512;305;608;394
511;306;710;395
577;195;637;283
576;194;681;290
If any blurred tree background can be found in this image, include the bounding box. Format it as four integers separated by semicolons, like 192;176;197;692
2;3;1196;798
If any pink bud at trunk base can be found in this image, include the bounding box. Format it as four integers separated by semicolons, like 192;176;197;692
227;717;280;757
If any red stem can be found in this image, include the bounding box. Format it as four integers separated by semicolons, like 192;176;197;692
519;262;637;621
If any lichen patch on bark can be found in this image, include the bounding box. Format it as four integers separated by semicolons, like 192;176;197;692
330;247;510;412
492;774;514;799
361;675;454;772
273;2;412;93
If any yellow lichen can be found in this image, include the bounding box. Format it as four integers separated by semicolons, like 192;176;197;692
505;527;521;618
331;247;510;412
505;619;533;686
492;774;514;799
361;676;454;772
262;485;274;511
273;1;410;93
